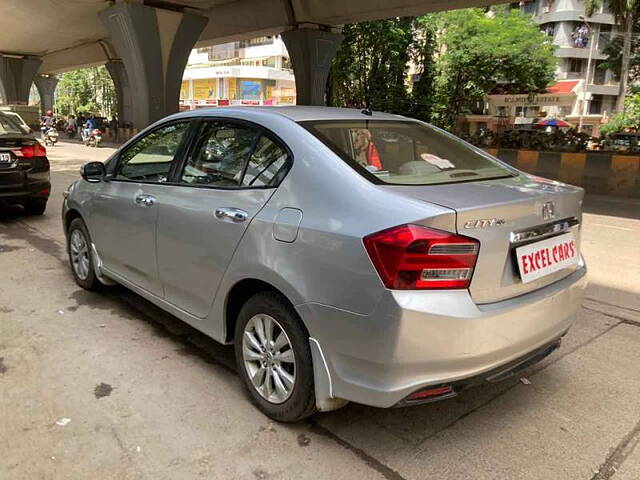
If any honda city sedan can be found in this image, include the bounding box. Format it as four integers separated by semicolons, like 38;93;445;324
62;107;587;421
0;111;50;215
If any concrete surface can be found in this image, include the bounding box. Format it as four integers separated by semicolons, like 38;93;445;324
1;140;640;479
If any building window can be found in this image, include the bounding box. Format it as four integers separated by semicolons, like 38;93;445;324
521;1;537;14
569;58;583;73
589;94;603;114
541;23;555;37
515;106;539;117
599;24;612;50
593;60;607;85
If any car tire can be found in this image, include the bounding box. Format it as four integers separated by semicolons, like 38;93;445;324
234;292;317;422
67;217;101;291
24;199;47;216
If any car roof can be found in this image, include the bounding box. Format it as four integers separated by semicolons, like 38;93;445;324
176;106;409;123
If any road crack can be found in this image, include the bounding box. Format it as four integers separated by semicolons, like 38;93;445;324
590;417;640;480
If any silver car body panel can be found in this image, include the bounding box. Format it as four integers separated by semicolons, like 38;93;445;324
63;106;587;409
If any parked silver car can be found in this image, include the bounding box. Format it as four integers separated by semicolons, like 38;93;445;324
62;107;587;421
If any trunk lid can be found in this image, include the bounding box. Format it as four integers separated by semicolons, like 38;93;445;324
384;175;584;303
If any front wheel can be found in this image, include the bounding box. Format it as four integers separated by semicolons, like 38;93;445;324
67;218;101;290
234;292;316;422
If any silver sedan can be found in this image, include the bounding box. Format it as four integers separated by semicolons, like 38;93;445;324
62;107;587;421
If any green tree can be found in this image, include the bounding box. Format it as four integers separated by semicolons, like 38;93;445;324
597;2;640;89
55;66;116;117
328;18;413;114
600;93;640;133
409;16;437;122
433;8;557;130
585;0;638;113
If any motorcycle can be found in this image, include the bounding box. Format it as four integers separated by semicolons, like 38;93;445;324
42;126;59;147
65;126;76;139
84;128;102;148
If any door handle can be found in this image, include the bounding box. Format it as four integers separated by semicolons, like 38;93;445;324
135;193;156;207
215;207;248;223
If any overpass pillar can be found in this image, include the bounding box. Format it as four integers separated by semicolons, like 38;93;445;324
281;28;343;106
0;56;42;105
105;61;134;128
99;3;207;128
34;74;58;115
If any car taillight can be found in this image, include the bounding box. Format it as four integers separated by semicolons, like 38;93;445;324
13;143;47;158
363;224;479;290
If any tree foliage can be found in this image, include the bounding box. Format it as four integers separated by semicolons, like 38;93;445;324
409;16;437;122
328;18;414;114
55;66;116;117
432;8;557;129
328;9;557;130
585;0;638;112
600;93;640;134
597;1;640;86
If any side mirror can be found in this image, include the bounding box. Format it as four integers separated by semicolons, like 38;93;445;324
80;161;107;183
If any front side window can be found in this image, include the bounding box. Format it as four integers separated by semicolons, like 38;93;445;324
115;122;190;183
301;120;515;186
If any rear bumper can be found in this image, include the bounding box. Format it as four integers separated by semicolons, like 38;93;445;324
0;179;50;202
297;261;587;408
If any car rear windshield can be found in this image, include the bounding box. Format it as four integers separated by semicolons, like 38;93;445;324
0;113;25;135
300;120;515;185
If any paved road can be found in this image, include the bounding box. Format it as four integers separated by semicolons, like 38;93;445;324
2;141;640;479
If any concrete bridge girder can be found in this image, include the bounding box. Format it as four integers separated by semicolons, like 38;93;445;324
34;74;58;115
99;2;208;128
0;56;42;105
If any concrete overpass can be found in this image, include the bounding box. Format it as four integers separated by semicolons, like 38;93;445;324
0;0;494;128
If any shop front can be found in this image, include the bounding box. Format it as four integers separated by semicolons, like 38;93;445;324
464;80;611;137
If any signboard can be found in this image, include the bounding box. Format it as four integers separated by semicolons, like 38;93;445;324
193;79;217;100
241;80;262;100
491;94;573;107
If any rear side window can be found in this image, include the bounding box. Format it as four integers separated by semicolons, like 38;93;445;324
0;113;24;135
242;136;289;187
179;120;290;188
301;120;514;186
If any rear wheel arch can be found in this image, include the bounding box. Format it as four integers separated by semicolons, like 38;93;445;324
225;278;308;344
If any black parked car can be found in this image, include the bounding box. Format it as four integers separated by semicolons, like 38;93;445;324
0;112;50;215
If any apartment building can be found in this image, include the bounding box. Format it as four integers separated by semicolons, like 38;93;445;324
466;0;623;136
180;36;296;109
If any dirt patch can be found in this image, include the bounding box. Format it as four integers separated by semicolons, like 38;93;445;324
0;245;24;253
94;382;113;399
0;357;7;374
297;433;311;447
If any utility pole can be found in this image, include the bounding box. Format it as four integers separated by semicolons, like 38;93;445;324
578;16;596;133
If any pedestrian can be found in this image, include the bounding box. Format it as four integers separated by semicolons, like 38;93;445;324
76;113;85;139
109;116;118;143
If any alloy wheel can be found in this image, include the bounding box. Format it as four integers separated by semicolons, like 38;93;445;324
69;229;90;281
242;314;296;404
